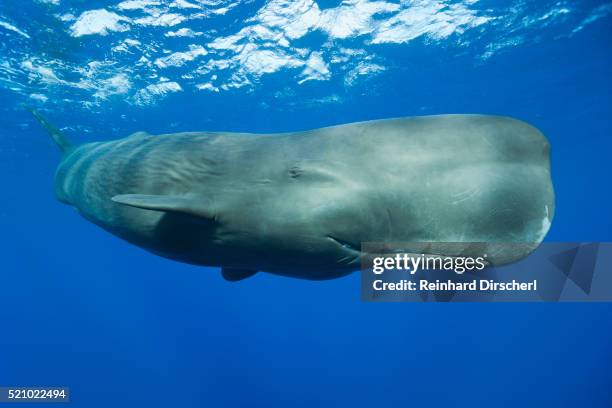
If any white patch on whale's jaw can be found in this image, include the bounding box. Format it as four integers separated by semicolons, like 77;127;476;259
535;205;552;243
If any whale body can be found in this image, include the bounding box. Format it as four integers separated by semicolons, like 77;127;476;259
31;111;554;281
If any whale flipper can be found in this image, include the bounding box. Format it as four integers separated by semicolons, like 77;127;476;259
111;194;215;220
222;268;258;282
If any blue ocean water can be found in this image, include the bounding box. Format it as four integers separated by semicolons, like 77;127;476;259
1;0;611;407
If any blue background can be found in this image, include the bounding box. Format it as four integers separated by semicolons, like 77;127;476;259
1;0;611;407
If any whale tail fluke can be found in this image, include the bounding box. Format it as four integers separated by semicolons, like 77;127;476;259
25;106;73;153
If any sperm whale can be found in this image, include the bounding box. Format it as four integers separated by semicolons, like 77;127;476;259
30;109;554;281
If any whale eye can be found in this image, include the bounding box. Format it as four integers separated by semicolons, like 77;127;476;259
288;165;303;179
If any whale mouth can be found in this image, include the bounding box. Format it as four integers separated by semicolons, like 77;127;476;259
327;235;363;266
327;235;361;253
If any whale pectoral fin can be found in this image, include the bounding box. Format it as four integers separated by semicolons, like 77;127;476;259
221;268;258;282
111;194;215;220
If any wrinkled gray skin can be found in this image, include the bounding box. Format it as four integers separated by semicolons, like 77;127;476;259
41;114;554;280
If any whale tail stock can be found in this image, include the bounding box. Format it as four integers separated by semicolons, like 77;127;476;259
25;106;73;153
